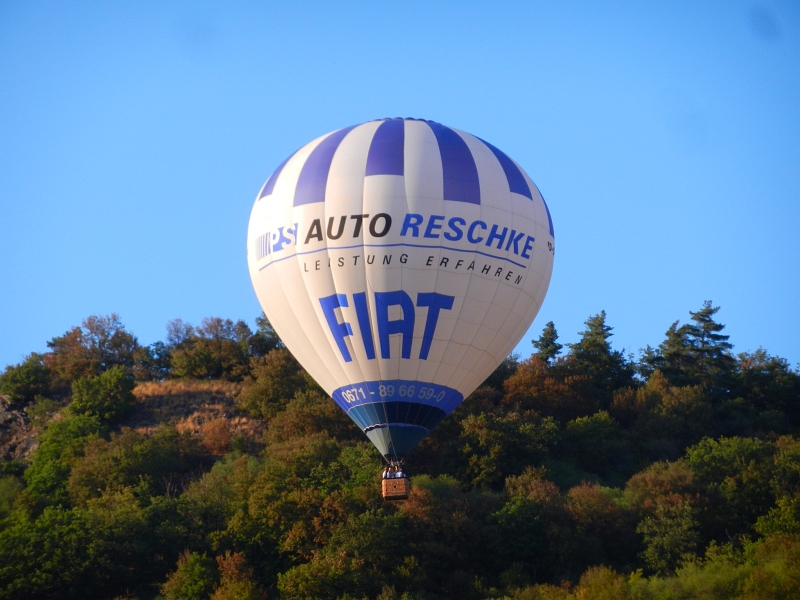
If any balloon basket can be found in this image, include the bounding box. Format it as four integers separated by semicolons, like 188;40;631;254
382;476;410;501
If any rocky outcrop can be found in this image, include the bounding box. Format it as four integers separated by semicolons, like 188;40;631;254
0;399;37;461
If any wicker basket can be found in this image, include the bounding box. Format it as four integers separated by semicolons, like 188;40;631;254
382;477;410;500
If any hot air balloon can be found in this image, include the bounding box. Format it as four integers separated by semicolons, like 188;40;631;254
247;118;554;499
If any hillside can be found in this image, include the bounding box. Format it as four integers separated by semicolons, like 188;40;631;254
0;306;798;599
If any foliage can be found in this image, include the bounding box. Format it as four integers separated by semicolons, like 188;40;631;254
236;349;312;419
161;551;217;600
169;318;253;381
0;303;798;599
69;365;136;423
23;413;106;508
532;321;562;363
0;354;51;408
45;314;139;385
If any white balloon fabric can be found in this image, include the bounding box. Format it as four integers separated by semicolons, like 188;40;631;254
247;118;554;460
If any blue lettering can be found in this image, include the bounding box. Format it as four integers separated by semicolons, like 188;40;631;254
521;235;535;259
505;230;524;254
444;217;466;241
416;292;455;359
272;226;293;252
319;294;353;362
400;213;423;237
375;291;415;359
424;215;445;238
486;224;508;249
353;292;375;360
467;220;487;244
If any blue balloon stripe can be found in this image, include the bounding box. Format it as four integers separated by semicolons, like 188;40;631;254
332;380;463;417
258;151;296;200
366;119;404;176
543;197;554;237
425;121;481;205
294;125;357;206
477;137;532;200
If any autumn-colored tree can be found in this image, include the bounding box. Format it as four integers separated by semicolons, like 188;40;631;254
45;314;139;385
503;356;597;422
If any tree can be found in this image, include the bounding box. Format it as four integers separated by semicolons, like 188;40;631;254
688;301;735;380
640;302;736;391
45;314;139;385
23;413;106;508
248;313;283;357
169;318;251;381
532;321;562;363
0;353;51;408
69;366;135;423
685;436;777;538
132;341;172;382
67;426;208;504
734;349;800;430
559;411;631;482
211;552;267;600
503;356;598;422
637;500;701;575
639;321;695;385
568;311;634;404
459;411;558;488
236;349;311;419
161;551;218;600
482;354;519;390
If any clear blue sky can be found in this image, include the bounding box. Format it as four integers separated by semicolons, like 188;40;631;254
2;1;799;370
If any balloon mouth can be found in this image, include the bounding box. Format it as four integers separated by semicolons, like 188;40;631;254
365;424;430;458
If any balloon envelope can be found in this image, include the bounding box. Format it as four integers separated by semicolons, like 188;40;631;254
247;118;554;460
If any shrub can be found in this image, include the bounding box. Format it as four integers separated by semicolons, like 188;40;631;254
69;366;135;423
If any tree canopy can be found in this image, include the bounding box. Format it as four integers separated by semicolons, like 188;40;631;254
0;303;797;599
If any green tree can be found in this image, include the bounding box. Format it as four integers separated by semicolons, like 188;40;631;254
734;349;800;430
236;349;311;419
459;411;558;489
640;302;736;391
67;426;209;504
169;318;251;381
248;313;283;357
278;511;408;600
132;341;172;381
0;476;23;522
688;301;736;383
69;366;135;423
559;411;631;482
568;311;634;404
532;321;562;363
685;436;776;537
491;494;547;577
639;321;695;385
23;413;106;508
161;551;218;600
0;353;52;408
637;500;701;575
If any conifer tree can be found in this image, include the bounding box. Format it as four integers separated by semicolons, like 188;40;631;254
641;302;735;389
640;321;695;386
687;300;736;384
569;311;634;404
532;321;562;363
